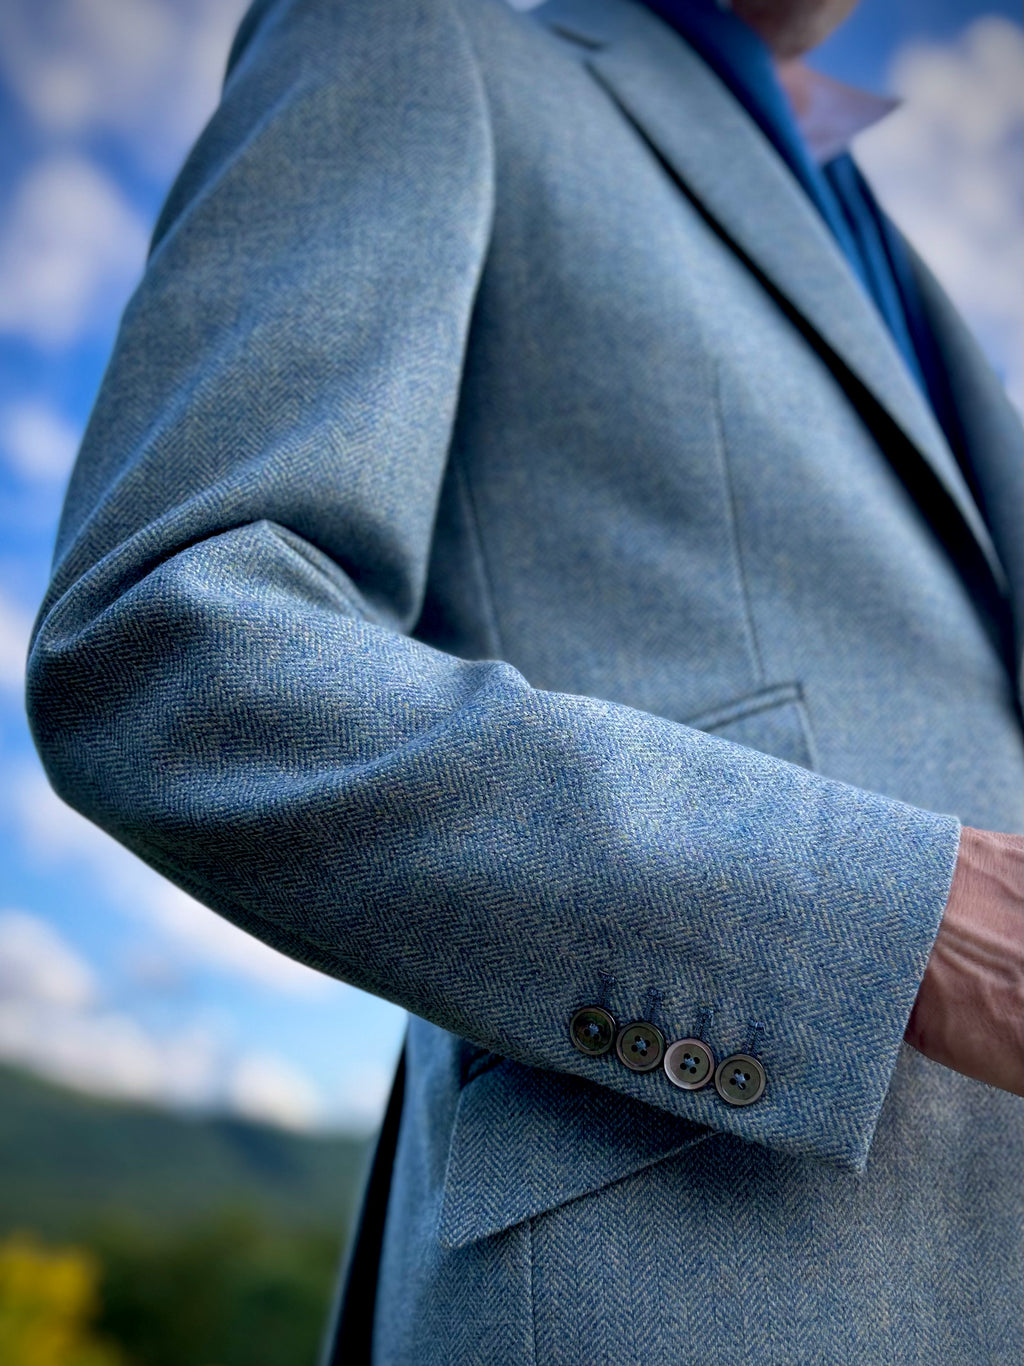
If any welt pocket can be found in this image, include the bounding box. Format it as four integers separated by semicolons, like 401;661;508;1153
683;680;818;771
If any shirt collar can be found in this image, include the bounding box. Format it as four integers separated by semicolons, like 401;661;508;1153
640;0;900;168
774;59;901;165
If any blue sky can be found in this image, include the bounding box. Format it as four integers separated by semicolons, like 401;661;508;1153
0;0;1021;1133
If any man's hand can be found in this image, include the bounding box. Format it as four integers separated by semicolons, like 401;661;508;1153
905;826;1024;1095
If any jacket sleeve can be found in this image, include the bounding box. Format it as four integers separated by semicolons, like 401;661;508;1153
25;0;961;1172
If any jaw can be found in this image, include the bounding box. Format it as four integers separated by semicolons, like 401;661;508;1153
731;0;862;59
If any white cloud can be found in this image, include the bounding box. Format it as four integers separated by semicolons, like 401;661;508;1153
0;908;96;1007
225;1051;322;1131
0;906;205;1103
9;764;335;998
0;997;214;1106
143;878;335;997
0;0;178;138
0;591;33;692
854;16;1024;410
0;0;248;177
0;906;328;1127
0;155;149;349
2;401;81;482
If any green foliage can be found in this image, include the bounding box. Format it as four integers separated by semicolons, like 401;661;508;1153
0;1065;376;1366
92;1211;342;1366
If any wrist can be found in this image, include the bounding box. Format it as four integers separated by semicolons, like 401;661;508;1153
905;825;1024;1094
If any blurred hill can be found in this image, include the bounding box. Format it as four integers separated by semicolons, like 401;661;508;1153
0;1063;375;1365
0;1062;371;1242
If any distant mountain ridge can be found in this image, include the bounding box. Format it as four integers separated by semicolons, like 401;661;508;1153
0;1063;371;1241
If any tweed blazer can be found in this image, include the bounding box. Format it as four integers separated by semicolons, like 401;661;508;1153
26;0;1023;1361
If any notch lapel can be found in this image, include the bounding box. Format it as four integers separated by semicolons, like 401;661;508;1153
532;0;1007;597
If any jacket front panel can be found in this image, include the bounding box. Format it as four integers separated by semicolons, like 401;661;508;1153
382;2;1024;1360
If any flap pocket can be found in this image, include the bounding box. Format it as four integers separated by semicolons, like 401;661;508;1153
684;681;818;770
437;682;813;1250
437;1059;714;1249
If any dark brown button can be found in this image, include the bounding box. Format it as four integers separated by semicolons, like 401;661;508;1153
615;1020;665;1072
714;1052;767;1106
663;1038;715;1090
570;1005;617;1056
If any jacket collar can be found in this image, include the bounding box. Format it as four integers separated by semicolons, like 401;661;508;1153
530;0;1008;604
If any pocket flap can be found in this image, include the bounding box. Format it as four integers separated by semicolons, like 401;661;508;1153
437;1058;713;1249
684;681;818;770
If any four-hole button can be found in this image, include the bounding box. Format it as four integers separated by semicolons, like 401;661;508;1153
615;1020;665;1072
570;1007;767;1106
569;1005;617;1056
663;1038;715;1091
714;1052;767;1106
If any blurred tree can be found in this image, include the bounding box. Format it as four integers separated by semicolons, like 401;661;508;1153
92;1209;341;1366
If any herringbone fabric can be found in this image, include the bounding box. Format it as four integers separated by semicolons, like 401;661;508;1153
25;0;1023;1361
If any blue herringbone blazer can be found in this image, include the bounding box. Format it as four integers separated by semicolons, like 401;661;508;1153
26;0;1023;1361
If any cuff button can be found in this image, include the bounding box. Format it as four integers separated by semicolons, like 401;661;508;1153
570;1006;617;1056
714;1052;767;1106
664;1038;715;1090
615;1021;665;1072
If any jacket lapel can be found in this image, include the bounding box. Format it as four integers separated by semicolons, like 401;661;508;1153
532;0;1007;598
904;238;1024;693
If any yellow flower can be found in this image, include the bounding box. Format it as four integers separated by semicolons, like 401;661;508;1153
0;1232;123;1366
